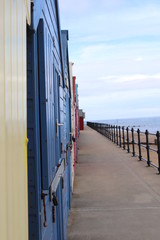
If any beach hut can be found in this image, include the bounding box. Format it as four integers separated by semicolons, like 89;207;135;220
61;29;72;236
69;63;76;191
79;110;85;130
27;1;71;239
72;77;78;168
76;84;79;162
0;1;31;240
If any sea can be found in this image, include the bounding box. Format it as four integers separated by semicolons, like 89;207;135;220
95;116;160;134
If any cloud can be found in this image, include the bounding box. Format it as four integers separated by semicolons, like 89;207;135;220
59;0;90;14
59;0;160;120
99;73;160;83
136;57;143;62
60;1;160;40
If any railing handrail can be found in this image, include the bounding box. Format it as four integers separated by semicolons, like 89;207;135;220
87;121;160;174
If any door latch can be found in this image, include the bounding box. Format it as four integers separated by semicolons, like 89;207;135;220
41;192;48;227
56;120;64;137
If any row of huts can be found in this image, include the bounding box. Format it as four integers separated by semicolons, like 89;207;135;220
0;1;84;240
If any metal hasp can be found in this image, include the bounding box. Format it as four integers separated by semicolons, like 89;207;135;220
42;193;48;227
56;121;64;137
50;159;65;201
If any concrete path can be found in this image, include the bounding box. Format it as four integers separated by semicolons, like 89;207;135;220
67;126;160;240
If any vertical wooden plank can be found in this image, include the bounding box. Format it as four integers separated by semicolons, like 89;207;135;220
0;0;30;239
22;2;29;240
5;0;13;238
12;0;18;238
26;0;31;25
17;0;27;239
0;0;7;239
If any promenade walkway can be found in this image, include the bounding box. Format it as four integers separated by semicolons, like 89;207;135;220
67;126;160;240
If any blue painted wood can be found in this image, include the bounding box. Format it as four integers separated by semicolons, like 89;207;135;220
66;95;71;211
54;68;61;165
41;196;55;240
27;1;72;240
27;25;42;240
38;19;56;190
61;31;72;239
56;179;64;240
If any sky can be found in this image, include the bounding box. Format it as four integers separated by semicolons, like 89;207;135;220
59;0;160;121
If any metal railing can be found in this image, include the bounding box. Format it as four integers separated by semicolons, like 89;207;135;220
87;122;160;174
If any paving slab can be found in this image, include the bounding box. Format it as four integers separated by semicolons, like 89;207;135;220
67;126;160;240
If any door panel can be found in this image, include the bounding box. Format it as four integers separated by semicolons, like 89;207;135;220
38;19;56;190
54;68;61;165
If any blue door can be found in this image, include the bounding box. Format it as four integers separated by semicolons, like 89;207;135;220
66;94;71;211
38;18;64;240
38;19;56;190
53;67;64;240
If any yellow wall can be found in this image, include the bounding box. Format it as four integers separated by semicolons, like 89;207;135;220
0;1;30;239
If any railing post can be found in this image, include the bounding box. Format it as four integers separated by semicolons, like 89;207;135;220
119;126;121;148
122;126;125;150
114;125;116;143
131;128;135;157
103;124;105;136
107;124;109;139
137;129;142;161
112;126;114;142
105;124;107;137
156;131;160;174
145;130;150;167
126;127;130;153
109;125;111;140
116;126;118;145
108;124;109;138
107;125;109;138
